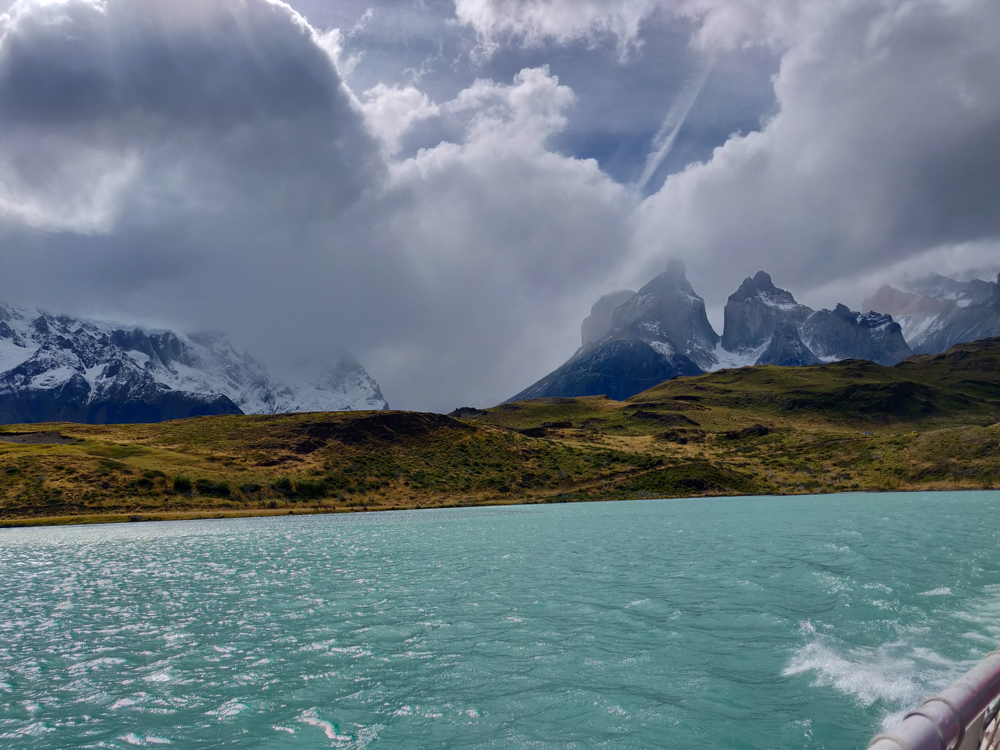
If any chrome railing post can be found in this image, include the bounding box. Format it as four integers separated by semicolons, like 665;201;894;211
868;649;1000;750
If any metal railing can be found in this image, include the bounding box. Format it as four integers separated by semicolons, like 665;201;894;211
869;648;1000;750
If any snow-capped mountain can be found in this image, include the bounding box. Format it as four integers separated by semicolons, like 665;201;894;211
508;260;712;402
800;306;912;365
508;261;725;402
720;272;912;367
507;264;913;403
0;302;388;424
862;273;1000;354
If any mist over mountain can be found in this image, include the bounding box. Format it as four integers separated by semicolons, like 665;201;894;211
509;261;709;402
507;263;1000;403
863;273;1000;355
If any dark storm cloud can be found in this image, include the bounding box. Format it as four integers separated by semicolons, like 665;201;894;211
0;0;634;411
0;0;382;233
2;0;1000;411
630;0;1000;307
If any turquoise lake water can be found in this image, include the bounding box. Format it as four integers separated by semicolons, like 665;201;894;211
2;491;1000;749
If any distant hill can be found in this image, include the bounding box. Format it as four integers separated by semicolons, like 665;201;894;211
3;337;999;526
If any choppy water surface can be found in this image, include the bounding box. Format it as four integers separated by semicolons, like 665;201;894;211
3;492;1000;749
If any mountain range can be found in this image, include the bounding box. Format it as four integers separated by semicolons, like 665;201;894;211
863;273;1000;355
3;265;998;424
0;302;387;424
510;263;999;402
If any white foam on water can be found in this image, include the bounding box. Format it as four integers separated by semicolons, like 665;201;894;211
5;722;55;737
122;733;172;745
354;724;384;748
68;657;126;675
920;587;952;596
206;698;247;718
784;637;925;709
299;708;352;742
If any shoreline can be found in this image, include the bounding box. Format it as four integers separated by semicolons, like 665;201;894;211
3;485;996;529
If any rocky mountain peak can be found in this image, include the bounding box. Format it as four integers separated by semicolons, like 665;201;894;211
862;272;1000;353
581;290;636;347
832;303;857;322
719;274;911;367
721;271;809;353
0;302;389;424
609;259;719;371
800;305;911;366
508;259;717;403
728;270;801;308
637;258;696;298
510;263;991;407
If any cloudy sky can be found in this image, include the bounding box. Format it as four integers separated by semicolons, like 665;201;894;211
1;0;999;411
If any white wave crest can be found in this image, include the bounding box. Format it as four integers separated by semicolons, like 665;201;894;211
920;587;952;596
784;638;923;708
299;708;352;742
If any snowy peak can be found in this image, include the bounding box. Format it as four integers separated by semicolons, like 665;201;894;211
800;305;911;366
606;259;720;371
729;271;801;309
276;355;389;413
509;264;993;406
862;272;1000;354
906;273;996;306
507;259;716;403
0;302;388;425
720;273;911;368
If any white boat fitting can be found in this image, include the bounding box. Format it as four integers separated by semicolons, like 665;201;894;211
869;647;1000;750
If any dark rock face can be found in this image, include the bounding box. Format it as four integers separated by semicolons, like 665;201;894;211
800;305;912;366
608;259;720;371
508;260;714;402
510;264;992;407
509;339;703;403
913;272;1000;354
721;273;911;367
721;271;812;352
581;290;636;346
757;323;822;367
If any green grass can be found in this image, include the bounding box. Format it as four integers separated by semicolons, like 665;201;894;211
2;338;999;525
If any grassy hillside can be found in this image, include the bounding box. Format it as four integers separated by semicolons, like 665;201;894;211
3;338;1000;526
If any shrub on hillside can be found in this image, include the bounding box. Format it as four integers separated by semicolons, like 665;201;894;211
294;479;326;499
194;479;230;497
